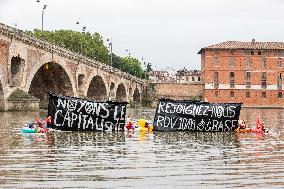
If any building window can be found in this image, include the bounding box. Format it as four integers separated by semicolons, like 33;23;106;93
278;58;282;68
214;50;218;66
192;77;195;81
230;91;234;97
230;72;235;88
214;56;218;66
251;50;254;55
261;72;267;89
246;91;250;98
214;91;218;98
278;73;282;90
214;72;219;89
278;92;283;98
246;57;250;70
262;92;266;98
262;58;266;68
258;51;262;55
277;73;282;90
230;56;234;67
246;72;251;88
198;77;201;81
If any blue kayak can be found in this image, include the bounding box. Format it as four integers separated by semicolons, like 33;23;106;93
22;127;36;133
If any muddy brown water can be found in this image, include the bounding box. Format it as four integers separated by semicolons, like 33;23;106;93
0;108;284;188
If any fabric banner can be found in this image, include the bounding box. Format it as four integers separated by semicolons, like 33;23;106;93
153;99;242;132
47;92;127;131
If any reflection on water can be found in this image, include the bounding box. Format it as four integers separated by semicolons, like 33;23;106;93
0;109;284;188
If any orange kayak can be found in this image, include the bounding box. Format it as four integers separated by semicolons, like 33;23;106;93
234;127;252;133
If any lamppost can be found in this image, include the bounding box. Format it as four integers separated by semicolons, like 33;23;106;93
142;56;147;78
41;5;47;32
36;1;47;32
107;38;113;67
106;38;113;101
125;49;131;58
75;20;86;54
81;26;86;54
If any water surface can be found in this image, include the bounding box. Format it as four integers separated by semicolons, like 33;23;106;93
0;109;284;188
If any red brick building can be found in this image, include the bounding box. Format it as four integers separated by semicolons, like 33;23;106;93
199;40;284;107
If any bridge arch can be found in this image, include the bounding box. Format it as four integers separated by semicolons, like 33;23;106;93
116;83;127;102
77;74;86;96
28;62;75;108
129;87;133;99
87;75;108;101
10;56;25;87
133;87;141;102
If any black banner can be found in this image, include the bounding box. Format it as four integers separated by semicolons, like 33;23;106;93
153;99;242;132
47;92;127;131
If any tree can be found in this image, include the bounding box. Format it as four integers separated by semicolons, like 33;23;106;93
111;53;124;69
120;57;145;79
27;29;147;79
27;29;109;63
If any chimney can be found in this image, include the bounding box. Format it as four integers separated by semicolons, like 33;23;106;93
252;39;256;44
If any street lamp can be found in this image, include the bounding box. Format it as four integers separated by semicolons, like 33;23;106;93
106;38;113;100
76;19;80;25
125;49;131;58
36;1;47;33
76;19;87;54
142;56;147;78
75;20;80;53
107;38;113;67
41;5;47;32
81;26;86;54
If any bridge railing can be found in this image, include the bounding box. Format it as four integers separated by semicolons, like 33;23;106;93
0;22;145;84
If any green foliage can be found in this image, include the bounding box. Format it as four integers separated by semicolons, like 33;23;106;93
120;57;146;79
27;29;147;79
27;29;109;63
111;54;146;79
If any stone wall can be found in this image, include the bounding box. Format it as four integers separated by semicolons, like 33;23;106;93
5;100;39;111
152;82;204;104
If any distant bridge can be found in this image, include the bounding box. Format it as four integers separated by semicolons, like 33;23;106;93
0;23;145;109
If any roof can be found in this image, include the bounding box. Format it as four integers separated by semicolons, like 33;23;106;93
198;40;284;54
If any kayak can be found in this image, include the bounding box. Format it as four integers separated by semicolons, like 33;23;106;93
251;128;265;133
21;127;49;133
22;127;37;133
234;127;252;133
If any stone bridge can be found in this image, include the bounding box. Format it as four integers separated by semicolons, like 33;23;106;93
0;23;145;110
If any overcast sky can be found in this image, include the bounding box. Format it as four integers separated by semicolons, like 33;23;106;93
0;0;284;71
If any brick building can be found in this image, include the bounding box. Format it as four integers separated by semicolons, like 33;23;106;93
176;68;201;83
199;40;284;107
148;70;176;83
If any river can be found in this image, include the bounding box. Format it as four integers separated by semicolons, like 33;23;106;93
0;108;284;188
